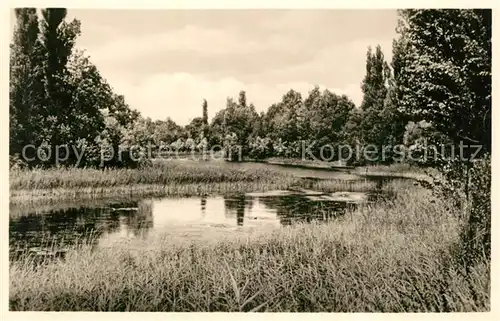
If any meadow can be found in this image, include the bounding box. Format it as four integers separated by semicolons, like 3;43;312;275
9;179;489;312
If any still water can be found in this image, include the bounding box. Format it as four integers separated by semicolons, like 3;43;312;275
10;189;379;255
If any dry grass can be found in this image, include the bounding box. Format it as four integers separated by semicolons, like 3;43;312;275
9;181;490;312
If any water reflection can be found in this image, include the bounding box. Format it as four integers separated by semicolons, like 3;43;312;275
201;197;207;217
224;195;251;226
10;190;380;257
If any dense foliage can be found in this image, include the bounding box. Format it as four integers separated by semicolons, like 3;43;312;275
10;8;139;168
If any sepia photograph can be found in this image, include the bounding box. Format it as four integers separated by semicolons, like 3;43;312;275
7;6;492;312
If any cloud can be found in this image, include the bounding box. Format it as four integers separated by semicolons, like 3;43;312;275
87;34;389;124
83;25;269;65
67;10;398;125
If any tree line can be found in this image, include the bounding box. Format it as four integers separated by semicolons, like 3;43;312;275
10;9;491;168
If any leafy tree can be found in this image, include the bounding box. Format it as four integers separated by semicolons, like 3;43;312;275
109;94;140;128
302;86;321;138
9;8;143;168
210;94;258;155
202;99;208;124
261;103;286;140
402;120;450;165
197;137;208;152
170;138;185;151
209;109;226;147
279;90;304;142
153;117;184;146
64;49;111;143
223;133;240;161
308;90;354;154
261;90;304;143
339;107;364;165
397;9;491;155
360;46;390;112
186;117;205;141
296;88;355;160
185;137;196;152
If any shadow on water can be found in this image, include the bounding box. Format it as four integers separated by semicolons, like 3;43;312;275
9;201;150;261
258;195;356;226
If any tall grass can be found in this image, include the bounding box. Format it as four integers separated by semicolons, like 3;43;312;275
10;161;301;203
9;181;489;312
10;161;293;190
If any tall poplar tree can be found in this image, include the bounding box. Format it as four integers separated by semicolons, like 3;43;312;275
39;8;81;147
10;8;46;158
359;45;391;155
202;99;209;138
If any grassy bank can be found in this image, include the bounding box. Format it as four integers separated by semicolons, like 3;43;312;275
259;157;343;169
10;160;300;203
9;181;489;312
352;163;433;180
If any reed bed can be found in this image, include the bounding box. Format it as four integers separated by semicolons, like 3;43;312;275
10;161;293;190
10;161;301;202
10;180;300;207
9;181;489;312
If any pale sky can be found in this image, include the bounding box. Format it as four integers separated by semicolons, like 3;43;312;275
11;9;399;125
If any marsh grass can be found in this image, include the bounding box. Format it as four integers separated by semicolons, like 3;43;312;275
10;160;295;190
9;181;489;312
301;178;408;198
10;161;301;203
10;180;300;208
